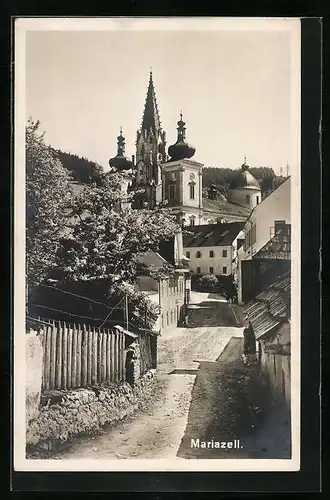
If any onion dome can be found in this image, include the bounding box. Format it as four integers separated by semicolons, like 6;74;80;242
109;128;133;171
168;112;196;161
229;157;260;190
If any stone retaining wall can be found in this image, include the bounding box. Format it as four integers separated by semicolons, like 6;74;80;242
26;330;43;425
26;370;155;454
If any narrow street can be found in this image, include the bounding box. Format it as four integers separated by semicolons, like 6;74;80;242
54;293;290;460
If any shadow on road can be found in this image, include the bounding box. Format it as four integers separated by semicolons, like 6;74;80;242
176;337;291;459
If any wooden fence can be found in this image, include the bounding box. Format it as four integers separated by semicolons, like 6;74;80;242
40;322;126;391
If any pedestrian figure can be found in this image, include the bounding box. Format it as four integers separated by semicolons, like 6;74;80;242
243;316;256;365
125;347;135;386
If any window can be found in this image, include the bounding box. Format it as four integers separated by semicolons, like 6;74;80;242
222;250;227;258
166;311;169;326
189;184;195;199
251;224;256;245
190;218;195;226
186;251;190;258
222;266;227;274
196;267;201;274
275;220;286;233
209;267;214;274
256;196;260;204
246;195;250;204
196;251;202;258
170;310;173;323
209;250;214;258
169;184;176;200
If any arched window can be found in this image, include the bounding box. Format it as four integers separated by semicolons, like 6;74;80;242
246;194;250;204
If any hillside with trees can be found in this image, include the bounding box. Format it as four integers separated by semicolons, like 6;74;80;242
51;148;104;185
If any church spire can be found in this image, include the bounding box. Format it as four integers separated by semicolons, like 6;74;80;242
141;70;161;133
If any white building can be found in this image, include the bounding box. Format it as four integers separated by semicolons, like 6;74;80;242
136;231;191;334
227;160;262;210
183;222;245;280
237;177;291;303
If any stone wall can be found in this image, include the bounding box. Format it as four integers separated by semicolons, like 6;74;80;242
26;329;43;425
26;370;155;453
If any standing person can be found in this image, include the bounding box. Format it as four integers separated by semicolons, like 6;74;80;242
242;316;256;365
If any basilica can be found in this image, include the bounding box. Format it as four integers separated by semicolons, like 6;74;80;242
109;71;261;226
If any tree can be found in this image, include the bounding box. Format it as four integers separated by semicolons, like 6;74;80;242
56;174;181;332
197;274;219;291
52;148;104;185
57;173;180;283
26;119;72;295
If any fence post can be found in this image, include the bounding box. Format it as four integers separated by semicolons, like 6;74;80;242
106;330;111;383
76;324;82;387
50;321;57;390
87;325;92;386
55;322;63;389
110;331;115;382
97;329;102;383
101;331;107;383
67;325;72;389
81;324;88;387
43;325;51;391
71;324;77;389
121;331;125;381
61;322;68;390
92;327;97;385
113;331;118;382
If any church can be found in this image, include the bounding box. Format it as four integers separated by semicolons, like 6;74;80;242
109;71;261;226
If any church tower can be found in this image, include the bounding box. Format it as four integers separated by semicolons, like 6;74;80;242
162;112;204;226
134;71;167;208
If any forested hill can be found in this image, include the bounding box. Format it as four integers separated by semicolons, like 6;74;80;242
51;148;104;184
202;166;287;195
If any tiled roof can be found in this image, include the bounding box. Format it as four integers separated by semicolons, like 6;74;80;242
202;198;251;219
244;272;290;340
136;250;168;270
183;222;244;248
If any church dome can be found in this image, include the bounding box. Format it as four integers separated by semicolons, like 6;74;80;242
109;128;133;171
168;113;196;161
229;161;260;190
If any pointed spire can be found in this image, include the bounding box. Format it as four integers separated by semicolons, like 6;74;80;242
141;70;161;133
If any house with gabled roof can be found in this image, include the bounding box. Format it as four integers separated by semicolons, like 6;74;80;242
182;222;245;285
244;271;291;412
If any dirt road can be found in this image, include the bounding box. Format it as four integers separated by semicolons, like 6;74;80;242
55;300;244;459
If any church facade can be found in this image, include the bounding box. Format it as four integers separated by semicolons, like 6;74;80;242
109;71;261;226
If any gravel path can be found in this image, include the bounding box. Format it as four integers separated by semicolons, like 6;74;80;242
55;320;244;460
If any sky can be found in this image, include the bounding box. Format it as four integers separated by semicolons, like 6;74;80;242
25;19;300;175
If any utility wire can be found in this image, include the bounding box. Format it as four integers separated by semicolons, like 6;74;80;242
40;284;115;310
99;297;125;329
31;304;116;324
